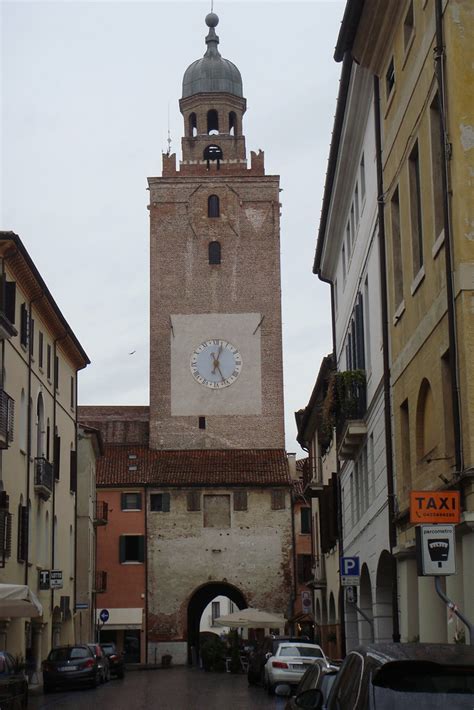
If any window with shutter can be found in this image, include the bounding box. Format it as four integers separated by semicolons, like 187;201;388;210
54;356;59;391
271;489;285;510
69;450;77;493
29;317;35;356
54;435;61;480
300;507;311;534
0;510;12;567
119;535;145;563
20;304;28;348
187;491;201;511
297;554;312;583
17;505;28;562
150;493;170;512
233;490;248;511
38;332;44;369
47;344;51;380
4;281;16;325
121;492;142;510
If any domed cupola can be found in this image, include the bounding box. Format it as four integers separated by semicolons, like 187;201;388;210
182;13;243;98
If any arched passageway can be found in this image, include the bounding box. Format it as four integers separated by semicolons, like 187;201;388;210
187;582;247;664
375;550;394;642
359;564;374;644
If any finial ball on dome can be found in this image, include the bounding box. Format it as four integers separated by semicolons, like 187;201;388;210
205;12;219;28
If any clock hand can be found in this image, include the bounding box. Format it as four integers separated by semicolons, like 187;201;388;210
216;364;225;381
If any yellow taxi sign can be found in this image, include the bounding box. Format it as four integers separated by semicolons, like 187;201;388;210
410;490;461;524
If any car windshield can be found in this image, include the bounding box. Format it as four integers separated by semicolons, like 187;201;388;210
49;647;90;661
279;646;323;658
372;663;474;709
102;645;115;653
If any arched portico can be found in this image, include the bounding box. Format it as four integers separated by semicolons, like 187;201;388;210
187;582;247;664
375;550;394;642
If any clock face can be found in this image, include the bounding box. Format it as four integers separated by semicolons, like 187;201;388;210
190;339;243;389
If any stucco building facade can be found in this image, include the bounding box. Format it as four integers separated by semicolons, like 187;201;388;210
0;231;89;672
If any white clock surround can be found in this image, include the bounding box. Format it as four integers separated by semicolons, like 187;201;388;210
171;313;262;416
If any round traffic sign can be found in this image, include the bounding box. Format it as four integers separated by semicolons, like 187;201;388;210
99;609;109;623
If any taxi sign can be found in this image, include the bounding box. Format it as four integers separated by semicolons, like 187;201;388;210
410;490;460;524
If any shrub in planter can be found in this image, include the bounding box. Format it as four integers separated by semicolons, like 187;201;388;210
200;636;226;672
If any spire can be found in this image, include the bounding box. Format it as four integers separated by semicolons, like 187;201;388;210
204;12;220;58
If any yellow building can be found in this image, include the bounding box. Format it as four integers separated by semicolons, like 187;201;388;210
336;0;474;642
0;231;89;672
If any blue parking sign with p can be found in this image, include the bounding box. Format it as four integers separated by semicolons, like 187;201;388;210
340;556;360;579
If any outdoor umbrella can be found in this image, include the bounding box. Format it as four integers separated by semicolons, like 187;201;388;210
0;584;43;618
215;607;286;629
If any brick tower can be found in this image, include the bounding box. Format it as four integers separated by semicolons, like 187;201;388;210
148;12;285;451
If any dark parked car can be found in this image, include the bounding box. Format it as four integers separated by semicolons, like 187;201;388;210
0;651;28;709
100;642;125;678
42;645;101;692
275;658;339;709
300;643;474;709
247;636;310;685
87;644;110;683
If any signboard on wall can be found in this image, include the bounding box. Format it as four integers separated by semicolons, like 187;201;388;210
340;556;360;586
50;570;63;589
301;591;312;613
410;491;460;524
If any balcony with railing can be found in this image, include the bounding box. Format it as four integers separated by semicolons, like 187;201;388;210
308;555;327;589
335;370;367;460
0;390;14;450
34;457;53;500
93;500;109;526
95;570;107;593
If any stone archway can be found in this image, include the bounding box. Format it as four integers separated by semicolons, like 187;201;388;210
187;582;247;664
375;550;394;642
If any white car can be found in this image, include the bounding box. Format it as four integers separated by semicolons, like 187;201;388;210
264;642;328;694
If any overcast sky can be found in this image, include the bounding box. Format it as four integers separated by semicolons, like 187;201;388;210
2;0;344;454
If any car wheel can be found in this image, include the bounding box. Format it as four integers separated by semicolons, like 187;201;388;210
267;682;275;696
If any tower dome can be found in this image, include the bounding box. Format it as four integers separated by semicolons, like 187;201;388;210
182;13;243;98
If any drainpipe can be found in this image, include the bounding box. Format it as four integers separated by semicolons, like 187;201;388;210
373;76;400;642
144;484;148;663
290;485;297;636
434;0;463;475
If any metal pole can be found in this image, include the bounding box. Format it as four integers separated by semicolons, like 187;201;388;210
348;601;374;643
434;576;474;645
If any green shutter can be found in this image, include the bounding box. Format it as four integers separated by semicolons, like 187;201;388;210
162;493;170;512
138;536;145;563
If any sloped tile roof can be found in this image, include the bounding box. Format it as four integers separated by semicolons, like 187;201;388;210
97;446;290;487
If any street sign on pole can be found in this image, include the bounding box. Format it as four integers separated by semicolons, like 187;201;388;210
340;556;360;586
99;608;110;623
50;570;63;589
39;570;50;590
416;525;456;576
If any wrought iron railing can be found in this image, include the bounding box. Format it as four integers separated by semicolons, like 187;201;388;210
34;457;53;497
95;570;107;593
335;371;367;437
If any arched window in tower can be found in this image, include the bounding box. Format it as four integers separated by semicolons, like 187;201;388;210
208;241;221;265
229;111;237;136
208;195;220;218
189;112;197;137
203;145;223;169
207;109;219;135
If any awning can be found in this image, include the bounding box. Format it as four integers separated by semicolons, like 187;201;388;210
215;608;286;629
96;607;143;630
0;584;43;618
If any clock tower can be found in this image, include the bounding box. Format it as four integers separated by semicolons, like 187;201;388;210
148;12;284;451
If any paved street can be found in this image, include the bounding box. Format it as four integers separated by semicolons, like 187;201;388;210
28;667;288;709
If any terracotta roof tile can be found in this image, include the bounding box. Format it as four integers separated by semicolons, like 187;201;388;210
97;447;290;487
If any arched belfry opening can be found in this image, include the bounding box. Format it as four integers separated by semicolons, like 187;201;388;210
187;582;247;664
207;109;219;135
189;112;197;137
229;111;237;136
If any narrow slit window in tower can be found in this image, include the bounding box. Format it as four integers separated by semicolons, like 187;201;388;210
208;195;220;218
208;241;221;265
229;111;237;136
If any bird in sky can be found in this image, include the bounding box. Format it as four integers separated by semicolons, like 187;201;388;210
129;350;136;355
